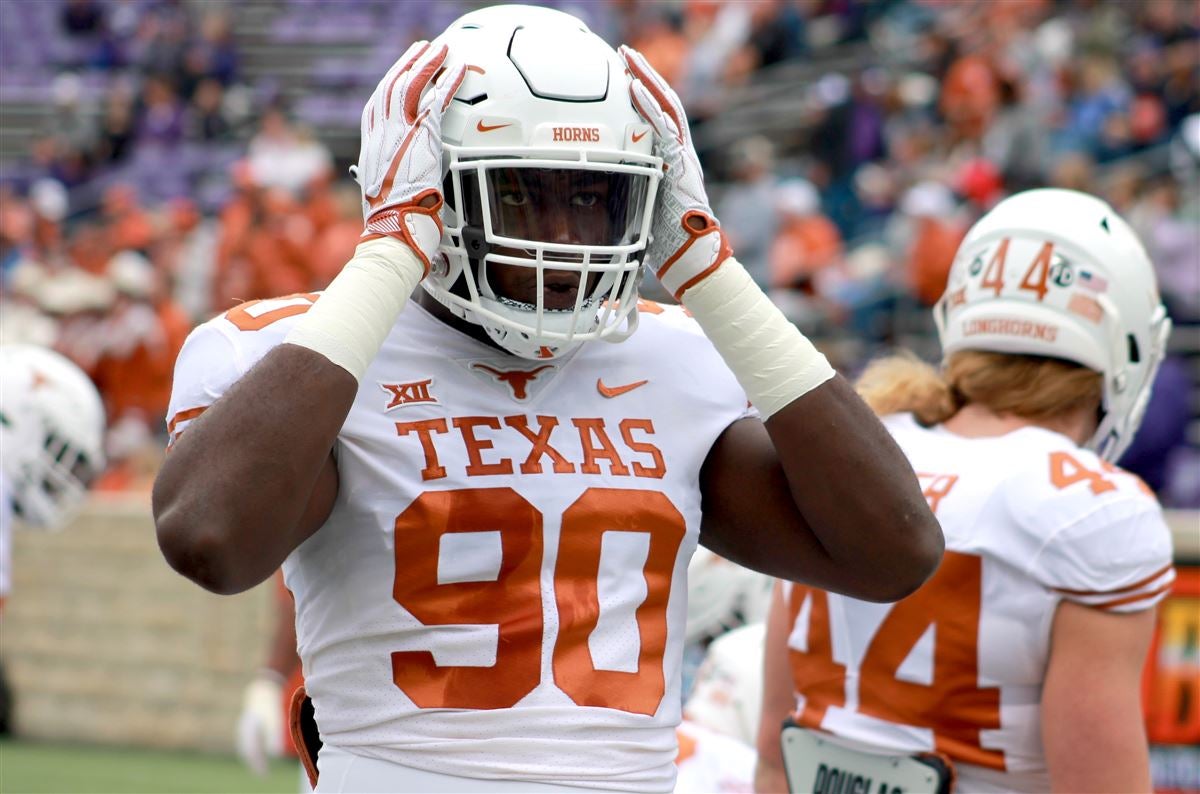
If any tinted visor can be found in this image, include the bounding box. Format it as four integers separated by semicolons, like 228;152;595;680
462;167;649;249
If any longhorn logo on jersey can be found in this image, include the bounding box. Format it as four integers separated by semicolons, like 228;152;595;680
467;362;557;402
381;379;438;410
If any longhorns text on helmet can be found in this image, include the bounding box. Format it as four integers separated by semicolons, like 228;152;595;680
935;187;1172;461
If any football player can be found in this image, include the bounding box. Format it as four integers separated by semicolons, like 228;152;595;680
755;188;1174;793
153;6;942;792
0;344;105;733
0;344;106;579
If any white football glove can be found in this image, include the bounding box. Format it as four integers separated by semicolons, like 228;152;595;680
350;41;466;273
619;45;733;301
235;673;284;777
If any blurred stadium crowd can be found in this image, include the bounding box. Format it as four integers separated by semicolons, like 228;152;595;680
0;0;1197;502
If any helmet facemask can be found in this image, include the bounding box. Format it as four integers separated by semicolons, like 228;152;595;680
431;147;660;359
1089;300;1171;461
11;427;100;529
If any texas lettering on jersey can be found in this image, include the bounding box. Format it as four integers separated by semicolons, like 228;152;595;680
394;414;666;481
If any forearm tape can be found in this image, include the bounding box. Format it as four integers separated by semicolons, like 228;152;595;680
681;258;835;418
284;238;424;382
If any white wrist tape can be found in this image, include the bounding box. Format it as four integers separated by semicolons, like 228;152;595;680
284;237;425;382
682;258;835;418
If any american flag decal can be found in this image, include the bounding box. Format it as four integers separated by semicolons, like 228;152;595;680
1077;269;1109;293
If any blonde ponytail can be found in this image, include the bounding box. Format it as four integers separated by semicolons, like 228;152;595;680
856;352;960;425
856;350;1103;425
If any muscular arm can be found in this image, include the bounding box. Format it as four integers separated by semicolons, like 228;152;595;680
701;376;942;601
1042;602;1155;793
754;583;794;793
155;43;463;596
152;345;352;594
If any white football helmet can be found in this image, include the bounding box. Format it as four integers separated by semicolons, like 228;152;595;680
935;188;1171;461
427;4;663;359
0;345;105;529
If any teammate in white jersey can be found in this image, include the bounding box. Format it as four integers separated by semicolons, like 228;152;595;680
0;344;105;733
0;344;106;561
756;188;1175;794
152;6;942;792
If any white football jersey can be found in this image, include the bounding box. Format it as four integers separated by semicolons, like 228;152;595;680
784;413;1175;793
166;295;754;792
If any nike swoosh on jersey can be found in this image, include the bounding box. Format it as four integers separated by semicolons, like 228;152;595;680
631;129;648;143
476;120;512;132
597;378;648;398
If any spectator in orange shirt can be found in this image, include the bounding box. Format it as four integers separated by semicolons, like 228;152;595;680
243;187;315;299
101;183;155;254
213;160;258;309
91;251;189;453
215;174;314;304
626;9;689;90
896;182;967;307
307;182;363;291
940;54;1000;142
768;179;843;294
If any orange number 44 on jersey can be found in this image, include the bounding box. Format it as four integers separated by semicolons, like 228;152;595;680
789;550;1006;771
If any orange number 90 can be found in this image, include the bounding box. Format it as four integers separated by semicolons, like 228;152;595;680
391;487;686;715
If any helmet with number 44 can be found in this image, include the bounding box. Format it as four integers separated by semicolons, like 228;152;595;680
427;4;663;360
935;188;1171;461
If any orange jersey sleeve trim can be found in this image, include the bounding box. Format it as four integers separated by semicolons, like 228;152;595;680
167;405;209;435
1093;578;1176;611
166;405;209;449
1049;562;1174;597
